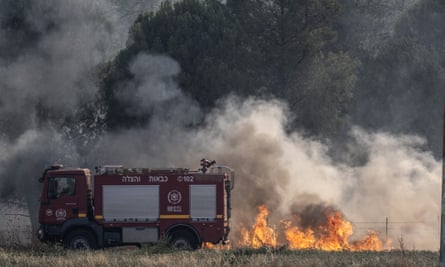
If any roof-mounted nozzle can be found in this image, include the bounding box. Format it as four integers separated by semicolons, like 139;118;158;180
199;158;216;174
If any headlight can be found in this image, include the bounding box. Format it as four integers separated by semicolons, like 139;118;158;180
37;227;44;240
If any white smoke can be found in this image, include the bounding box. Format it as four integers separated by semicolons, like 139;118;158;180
91;93;441;250
116;54;185;115
200;99;441;250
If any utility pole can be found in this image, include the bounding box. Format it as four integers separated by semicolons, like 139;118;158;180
440;104;445;267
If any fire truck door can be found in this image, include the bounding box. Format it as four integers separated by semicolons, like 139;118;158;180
42;176;79;224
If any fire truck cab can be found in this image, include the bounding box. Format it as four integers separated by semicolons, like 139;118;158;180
37;161;234;249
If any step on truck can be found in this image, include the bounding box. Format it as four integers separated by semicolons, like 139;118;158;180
37;159;234;249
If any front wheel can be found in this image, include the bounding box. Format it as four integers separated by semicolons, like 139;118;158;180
64;229;96;249
169;230;199;250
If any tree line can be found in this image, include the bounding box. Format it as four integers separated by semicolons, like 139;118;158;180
0;0;443;159
98;0;444;157
101;0;359;137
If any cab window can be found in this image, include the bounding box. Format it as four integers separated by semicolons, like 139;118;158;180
48;177;76;199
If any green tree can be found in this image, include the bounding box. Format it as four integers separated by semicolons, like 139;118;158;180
102;0;359;137
102;0;249;129
294;52;359;134
349;0;445;156
228;0;358;135
228;0;341;95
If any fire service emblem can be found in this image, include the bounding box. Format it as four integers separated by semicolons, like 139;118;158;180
167;190;182;205
55;208;67;220
45;209;53;216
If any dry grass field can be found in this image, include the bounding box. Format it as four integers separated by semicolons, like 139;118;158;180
0;244;438;267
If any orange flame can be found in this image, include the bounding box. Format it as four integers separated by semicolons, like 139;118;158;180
240;205;277;248
202;242;231;250
238;205;390;251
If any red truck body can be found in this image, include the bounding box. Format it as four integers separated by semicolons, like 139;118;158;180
37;162;234;249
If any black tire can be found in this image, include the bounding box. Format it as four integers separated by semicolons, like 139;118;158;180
169;230;199;250
64;229;97;249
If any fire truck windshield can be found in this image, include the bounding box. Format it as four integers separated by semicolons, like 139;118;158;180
48;177;76;199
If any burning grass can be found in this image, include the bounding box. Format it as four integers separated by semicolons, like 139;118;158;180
0;203;436;266
239;205;391;251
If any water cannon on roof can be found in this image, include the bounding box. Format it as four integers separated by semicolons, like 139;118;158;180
199;158;216;174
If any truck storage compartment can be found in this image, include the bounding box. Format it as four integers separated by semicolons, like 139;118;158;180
190;184;216;220
123;227;158;243
103;185;159;222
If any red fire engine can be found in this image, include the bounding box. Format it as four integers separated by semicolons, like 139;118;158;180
37;159;234;249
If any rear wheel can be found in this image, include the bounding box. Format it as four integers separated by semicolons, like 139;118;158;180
169;230;199;250
64;229;96;249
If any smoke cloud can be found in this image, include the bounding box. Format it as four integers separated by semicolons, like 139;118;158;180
0;0;161;235
91;93;441;250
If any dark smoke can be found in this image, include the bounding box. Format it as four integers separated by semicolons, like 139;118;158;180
0;0;161;236
291;203;338;231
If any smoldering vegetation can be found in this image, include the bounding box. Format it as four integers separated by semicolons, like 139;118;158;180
0;0;443;250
